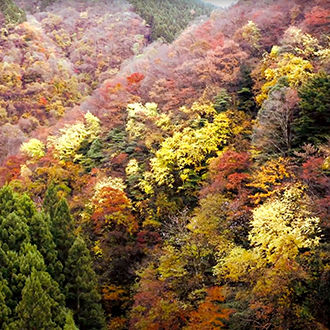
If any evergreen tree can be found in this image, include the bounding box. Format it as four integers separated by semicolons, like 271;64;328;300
43;182;60;219
0;212;30;252
14;268;67;330
0;0;26;26
0;278;11;329
65;236;105;330
0;245;23;314
63;311;79;330
18;243;47;276
294;73;330;146
15;193;37;223
51;198;75;267
0;186;17;219
27;212;63;282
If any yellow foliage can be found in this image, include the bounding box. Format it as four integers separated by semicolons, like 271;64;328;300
250;185;320;264
187;193;230;245
127;102;158;118
85;111;101;141
248;157;294;204
256;50;313;105
47;111;101;160
47;122;87;160
125;158;140;176
282;26;320;58
241;20;261;51
20;138;45;159
150;112;230;188
158;245;187;280
214;246;259;282
216;185;320;287
138;171;154;195
93;177;126;197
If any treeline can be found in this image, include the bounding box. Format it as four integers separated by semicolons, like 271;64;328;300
127;0;215;42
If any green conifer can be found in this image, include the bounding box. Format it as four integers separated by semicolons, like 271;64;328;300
294;73;330;146
0;278;11;328
0;213;30;252
43;182;60;219
51;198;75;266
65;236;106;330
14;268;66;330
63;311;79;330
28;212;63;282
0;0;26;26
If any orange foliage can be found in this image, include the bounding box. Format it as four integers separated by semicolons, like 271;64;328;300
0;155;27;186
186;287;232;330
127;73;145;86
247;157;295;204
91;186;138;234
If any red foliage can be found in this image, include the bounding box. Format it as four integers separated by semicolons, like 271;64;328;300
127;72;145;85
0;155;27;186
130;267;187;330
300;157;330;194
136;230;161;250
194;21;224;51
186;286;232;330
205;150;252;196
304;6;330;27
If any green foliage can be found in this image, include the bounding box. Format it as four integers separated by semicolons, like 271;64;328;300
213;89;232;113
0;0;26;26
63;311;79;330
28;212;61;279
14;268;66;330
0;279;11;328
65;236;106;330
294;73;330;146
51;198;75;267
127;0;214;42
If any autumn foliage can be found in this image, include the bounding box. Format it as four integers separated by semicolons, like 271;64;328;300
1;0;330;329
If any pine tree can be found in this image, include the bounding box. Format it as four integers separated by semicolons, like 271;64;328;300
294;73;330;146
27;212;63;282
0;278;11;329
0;243;23;315
43;182;60;219
65;236;106;330
0;186;17;219
0;212;30;252
51;198;75;267
14;268;67;330
15;193;37;222
63;311;79;330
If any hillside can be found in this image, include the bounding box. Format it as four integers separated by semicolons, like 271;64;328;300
1;0;330;329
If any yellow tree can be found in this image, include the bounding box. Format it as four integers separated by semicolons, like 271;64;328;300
255;47;314;105
148;104;230;193
47;111;100;161
216;185;321;329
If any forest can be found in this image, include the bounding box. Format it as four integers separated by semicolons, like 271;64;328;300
0;0;330;329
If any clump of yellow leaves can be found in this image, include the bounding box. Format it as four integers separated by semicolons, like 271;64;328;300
47;111;100;161
256;47;313;105
20;138;46;159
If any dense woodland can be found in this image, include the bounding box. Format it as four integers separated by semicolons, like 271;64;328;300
0;0;330;329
